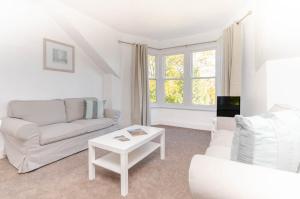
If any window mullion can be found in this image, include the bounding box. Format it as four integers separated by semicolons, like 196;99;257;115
184;51;192;106
157;55;164;105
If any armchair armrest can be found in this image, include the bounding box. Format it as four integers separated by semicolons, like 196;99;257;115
104;109;120;122
0;118;40;141
216;117;236;131
189;155;300;199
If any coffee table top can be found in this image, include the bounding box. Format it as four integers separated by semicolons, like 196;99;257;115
89;125;165;153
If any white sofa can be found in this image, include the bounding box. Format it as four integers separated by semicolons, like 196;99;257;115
189;117;300;199
0;98;120;173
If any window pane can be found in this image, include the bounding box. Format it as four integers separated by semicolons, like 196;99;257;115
148;55;156;78
149;80;157;103
193;50;216;78
164;80;184;104
165;54;184;78
192;79;215;105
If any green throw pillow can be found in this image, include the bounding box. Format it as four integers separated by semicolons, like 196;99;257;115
84;99;106;119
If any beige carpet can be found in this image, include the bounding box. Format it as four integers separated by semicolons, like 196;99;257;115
0;125;210;199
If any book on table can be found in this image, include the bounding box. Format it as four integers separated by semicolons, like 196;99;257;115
127;128;148;136
114;135;130;142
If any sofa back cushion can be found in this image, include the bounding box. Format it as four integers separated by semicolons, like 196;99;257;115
84;99;106;119
7;100;67;126
64;98;85;122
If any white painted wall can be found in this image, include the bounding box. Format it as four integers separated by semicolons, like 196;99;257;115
264;58;300;110
0;1;124;157
241;0;300;116
151;108;215;130
0;1;126;116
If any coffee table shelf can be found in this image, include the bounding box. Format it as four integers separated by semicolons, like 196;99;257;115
93;141;160;174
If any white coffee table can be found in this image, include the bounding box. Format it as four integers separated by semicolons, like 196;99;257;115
88;125;165;196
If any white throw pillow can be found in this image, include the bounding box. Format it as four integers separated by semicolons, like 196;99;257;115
231;110;300;172
84;99;106;119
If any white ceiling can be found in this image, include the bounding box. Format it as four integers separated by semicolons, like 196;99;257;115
60;0;244;40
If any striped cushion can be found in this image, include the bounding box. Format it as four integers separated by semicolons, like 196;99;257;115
84;99;106;119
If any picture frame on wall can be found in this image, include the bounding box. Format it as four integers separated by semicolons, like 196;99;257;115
43;38;75;73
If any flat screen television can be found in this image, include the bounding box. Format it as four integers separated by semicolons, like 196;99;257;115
217;96;240;117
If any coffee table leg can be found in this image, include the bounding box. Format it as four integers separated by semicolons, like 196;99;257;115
88;144;95;180
160;131;165;160
120;153;128;196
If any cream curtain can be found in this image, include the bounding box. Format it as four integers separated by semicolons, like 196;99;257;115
222;23;242;96
131;44;150;125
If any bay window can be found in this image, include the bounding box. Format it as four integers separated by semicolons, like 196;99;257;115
148;43;218;110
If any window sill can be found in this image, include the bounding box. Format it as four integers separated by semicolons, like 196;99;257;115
150;104;216;112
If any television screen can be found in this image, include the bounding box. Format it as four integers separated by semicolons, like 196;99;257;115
217;96;240;117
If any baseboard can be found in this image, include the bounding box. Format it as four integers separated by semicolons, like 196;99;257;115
151;120;212;131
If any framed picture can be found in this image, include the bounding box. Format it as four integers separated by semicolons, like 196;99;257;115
43;38;75;73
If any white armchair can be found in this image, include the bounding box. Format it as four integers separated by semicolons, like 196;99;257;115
189;155;300;199
189;116;300;199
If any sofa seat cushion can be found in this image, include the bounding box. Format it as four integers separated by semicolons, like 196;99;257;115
40;123;85;145
205;146;231;160
72;118;115;133
8;100;67;126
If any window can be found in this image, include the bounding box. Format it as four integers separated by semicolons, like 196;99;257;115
148;44;217;110
148;55;157;103
192;50;216;105
164;54;184;104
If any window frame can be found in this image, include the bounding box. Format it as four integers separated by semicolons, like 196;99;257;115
162;53;185;105
148;55;158;104
148;42;219;111
191;48;217;107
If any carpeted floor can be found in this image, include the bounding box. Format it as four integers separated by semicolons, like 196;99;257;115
0;125;210;199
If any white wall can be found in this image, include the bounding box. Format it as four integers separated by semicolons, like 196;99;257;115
240;1;257;116
241;0;300;116
264;58;300;110
0;1;125;157
0;1;127;116
151;108;215;130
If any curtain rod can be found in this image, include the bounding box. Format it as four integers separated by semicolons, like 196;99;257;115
119;10;252;50
118;40;160;50
236;10;252;25
118;40;217;51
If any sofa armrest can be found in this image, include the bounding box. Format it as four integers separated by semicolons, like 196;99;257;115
0;118;40;141
104;109;120;122
189;155;300;199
